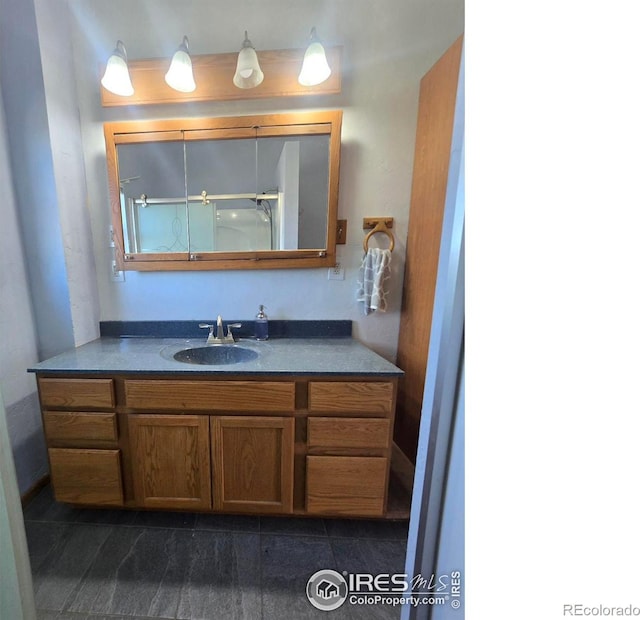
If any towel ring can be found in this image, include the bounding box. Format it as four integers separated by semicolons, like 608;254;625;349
363;221;395;253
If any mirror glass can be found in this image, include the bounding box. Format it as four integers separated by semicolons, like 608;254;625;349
256;135;330;250
118;140;188;254
106;112;341;270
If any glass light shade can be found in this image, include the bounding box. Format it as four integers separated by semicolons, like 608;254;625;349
101;41;134;96
233;32;264;89
165;37;196;93
298;41;331;86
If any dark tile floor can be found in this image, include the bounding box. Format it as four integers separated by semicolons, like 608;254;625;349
23;485;408;620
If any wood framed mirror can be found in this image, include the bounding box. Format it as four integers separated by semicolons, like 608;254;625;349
104;110;342;271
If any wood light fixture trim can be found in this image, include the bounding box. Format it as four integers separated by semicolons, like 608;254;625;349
100;46;343;107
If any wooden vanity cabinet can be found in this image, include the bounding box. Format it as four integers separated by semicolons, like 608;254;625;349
123;378;296;514
306;455;388;516
36;374;398;518
305;381;396;517
212;416;294;514
38;378;124;506
128;414;212;510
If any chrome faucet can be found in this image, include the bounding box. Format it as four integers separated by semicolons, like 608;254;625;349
199;315;242;344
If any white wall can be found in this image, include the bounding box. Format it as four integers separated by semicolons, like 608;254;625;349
66;0;464;360
0;83;48;493
35;0;101;348
0;0;99;493
0;0;76;362
0;94;39;409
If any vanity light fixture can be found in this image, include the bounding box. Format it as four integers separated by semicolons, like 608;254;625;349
298;27;331;86
165;36;196;92
101;40;134;96
100;32;340;105
233;31;264;89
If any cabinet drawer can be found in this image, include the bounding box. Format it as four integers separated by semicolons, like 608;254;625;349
308;417;390;449
38;378;115;409
124;380;295;412
308;382;393;414
306;456;387;516
43;412;118;444
48;448;123;505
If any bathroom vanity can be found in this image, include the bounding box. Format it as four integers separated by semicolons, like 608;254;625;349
28;332;405;519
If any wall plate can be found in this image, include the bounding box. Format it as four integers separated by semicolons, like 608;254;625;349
111;260;125;282
328;264;345;280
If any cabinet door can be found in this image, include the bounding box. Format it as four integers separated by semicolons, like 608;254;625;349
129;414;211;510
306;455;387;517
49;448;123;506
212;416;294;514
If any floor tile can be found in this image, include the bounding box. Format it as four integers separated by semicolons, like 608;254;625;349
324;518;409;541
24;485;413;620
53;614;169;620
132;510;197;529
64;527;192;617
175;531;261;620
331;538;408;620
26;522;113;612
331;538;407;575
25;522;71;575
260;516;327;537
345;595;403;620
261;534;352;620
195;512;260;533
22;485;81;523
72;506;139;526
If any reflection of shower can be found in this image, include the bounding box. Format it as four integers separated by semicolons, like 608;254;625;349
254;197;272;219
251;190;277;249
119;175;141;189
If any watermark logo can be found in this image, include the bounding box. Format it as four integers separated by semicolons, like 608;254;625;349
564;604;640;616
306;569;349;611
306;570;462;612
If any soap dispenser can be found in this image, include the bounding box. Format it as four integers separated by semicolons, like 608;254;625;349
255;305;268;341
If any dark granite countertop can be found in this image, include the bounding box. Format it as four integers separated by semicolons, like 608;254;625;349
27;337;403;377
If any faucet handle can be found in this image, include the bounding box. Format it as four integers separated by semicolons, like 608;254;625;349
226;323;242;342
199;323;216;344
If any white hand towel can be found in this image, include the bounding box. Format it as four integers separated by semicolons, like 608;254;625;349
356;248;392;315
